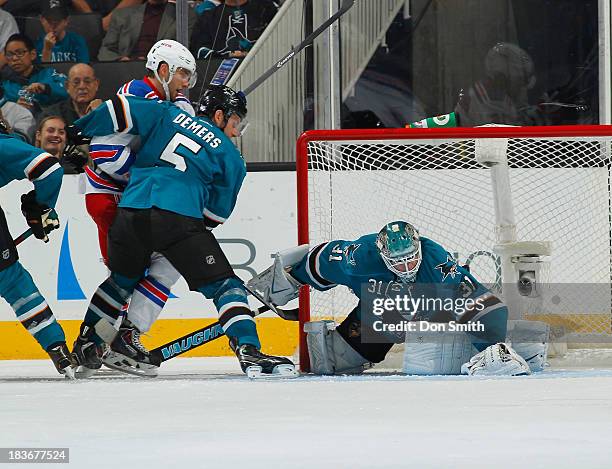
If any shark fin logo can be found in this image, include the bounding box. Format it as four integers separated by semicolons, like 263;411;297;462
435;255;459;281
343;243;361;266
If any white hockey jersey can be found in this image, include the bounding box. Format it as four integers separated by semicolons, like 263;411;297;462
84;76;195;195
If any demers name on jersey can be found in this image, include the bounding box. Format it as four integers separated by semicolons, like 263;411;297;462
172;113;222;149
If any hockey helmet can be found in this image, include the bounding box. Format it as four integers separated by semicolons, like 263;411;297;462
376;221;422;282
197;85;248;134
146;39;197;99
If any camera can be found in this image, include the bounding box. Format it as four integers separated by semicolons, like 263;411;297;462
18;88;35;106
518;270;537;297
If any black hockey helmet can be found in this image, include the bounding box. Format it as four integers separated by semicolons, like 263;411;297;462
197;85;248;121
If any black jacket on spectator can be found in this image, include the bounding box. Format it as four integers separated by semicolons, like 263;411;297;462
190;0;278;59
38;99;80;127
98;2;196;61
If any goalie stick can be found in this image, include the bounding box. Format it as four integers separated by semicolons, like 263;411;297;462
150;304;298;364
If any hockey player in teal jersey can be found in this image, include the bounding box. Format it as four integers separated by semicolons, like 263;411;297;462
70;85;296;378
250;221;539;376
0;131;75;378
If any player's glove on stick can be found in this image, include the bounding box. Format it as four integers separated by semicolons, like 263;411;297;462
62;144;88;174
20;190;59;243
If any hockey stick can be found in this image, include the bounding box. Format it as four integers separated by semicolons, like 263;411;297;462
241;0;356;96
13;208;60;246
150;304;298;364
13;228;33;246
241;280;294;320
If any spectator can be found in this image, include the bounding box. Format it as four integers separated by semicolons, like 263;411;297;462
36;1;90;64
0;5;18;71
454;42;541;126
1;0;92;17
1;34;69;115
98;0;196;62
34;113;84;173
190;0;278;59
94;0;144;32
0;83;36;143
39;63;100;125
35;115;66;158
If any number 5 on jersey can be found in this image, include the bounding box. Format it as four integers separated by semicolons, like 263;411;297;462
160;134;202;172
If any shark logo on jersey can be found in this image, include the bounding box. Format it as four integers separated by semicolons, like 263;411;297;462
435;255;459;281
2;249;9;260
343;243;361;266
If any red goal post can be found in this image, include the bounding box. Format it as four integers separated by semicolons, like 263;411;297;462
296;125;612;372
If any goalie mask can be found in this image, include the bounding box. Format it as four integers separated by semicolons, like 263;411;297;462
376;221;422;282
197;85;249;136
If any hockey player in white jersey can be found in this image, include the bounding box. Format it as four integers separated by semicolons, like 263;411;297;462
73;40;198;376
249;221;549;376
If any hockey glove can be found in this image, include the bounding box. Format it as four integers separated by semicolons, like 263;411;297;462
65;124;92;146
20;191;60;243
61;144;89;174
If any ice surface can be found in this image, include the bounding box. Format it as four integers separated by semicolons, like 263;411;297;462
1;358;611;469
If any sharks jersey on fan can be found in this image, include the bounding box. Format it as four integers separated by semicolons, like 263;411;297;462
0;134;63;207
85;77;195;195
75;95;246;223
292;234;502;324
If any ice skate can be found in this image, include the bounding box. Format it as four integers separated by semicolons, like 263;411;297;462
102;320;160;377
72;324;105;379
46;342;76;379
230;338;298;379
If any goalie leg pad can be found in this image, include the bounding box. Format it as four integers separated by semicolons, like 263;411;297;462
461;343;531;376
247;245;309;307
304;321;370;375
506;320;549;372
403;330;475;375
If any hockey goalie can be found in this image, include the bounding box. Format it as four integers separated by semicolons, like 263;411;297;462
249;220;549;376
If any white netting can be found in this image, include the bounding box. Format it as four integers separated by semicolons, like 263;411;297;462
301;132;612;341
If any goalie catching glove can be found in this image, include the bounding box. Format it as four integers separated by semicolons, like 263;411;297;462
461;343;531;376
20;190;59;243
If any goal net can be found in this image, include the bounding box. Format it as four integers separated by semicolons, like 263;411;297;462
296;125;612;371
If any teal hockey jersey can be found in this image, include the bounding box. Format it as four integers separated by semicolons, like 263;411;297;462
292;234;504;325
75;96;246;224
0;134;63;208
